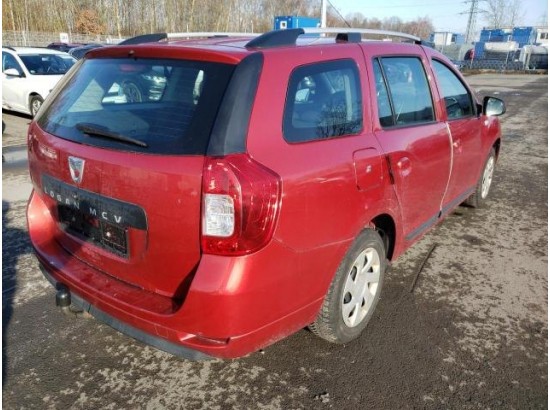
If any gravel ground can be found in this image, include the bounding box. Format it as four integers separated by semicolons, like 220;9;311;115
2;73;547;409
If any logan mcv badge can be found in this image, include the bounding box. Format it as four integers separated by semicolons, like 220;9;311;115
68;156;85;184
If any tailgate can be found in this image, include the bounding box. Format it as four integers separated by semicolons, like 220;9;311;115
27;55;236;298
29;129;203;297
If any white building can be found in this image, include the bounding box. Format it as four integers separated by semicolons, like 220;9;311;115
536;28;548;45
431;31;465;46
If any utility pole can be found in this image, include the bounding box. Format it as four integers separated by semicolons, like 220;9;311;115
465;0;480;44
321;0;327;28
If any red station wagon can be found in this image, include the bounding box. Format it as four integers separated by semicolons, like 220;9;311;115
27;28;505;359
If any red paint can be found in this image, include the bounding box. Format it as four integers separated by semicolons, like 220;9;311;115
27;37;503;358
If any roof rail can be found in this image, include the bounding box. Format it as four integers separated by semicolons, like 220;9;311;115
119;28;421;48
166;32;258;39
246;28;304;49
119;33;168;45
335;32;362;43
417;40;436;48
303;27;421;42
119;32;258;46
245;27;421;49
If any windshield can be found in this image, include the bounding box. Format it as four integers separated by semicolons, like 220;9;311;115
37;58;235;154
19;54;75;75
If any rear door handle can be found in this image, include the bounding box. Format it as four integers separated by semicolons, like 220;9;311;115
396;157;411;177
453;138;463;153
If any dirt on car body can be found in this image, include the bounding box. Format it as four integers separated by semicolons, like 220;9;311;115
2;73;547;409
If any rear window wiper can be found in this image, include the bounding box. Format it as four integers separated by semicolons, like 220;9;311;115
76;123;148;148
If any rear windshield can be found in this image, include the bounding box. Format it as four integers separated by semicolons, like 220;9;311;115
37;58;235;154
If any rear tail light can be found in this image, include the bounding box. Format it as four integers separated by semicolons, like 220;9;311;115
203;194;235;237
201;154;281;256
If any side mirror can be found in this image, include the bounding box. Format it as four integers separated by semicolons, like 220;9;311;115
483;96;506;116
4;68;23;77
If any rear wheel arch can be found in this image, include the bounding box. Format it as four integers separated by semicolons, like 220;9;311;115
28;92;41;103
371;214;396;261
309;228;387;343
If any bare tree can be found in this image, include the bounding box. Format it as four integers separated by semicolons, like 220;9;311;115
481;0;525;28
539;12;548;27
482;0;507;28
339;11;434;38
1;0;434;39
507;0;525;26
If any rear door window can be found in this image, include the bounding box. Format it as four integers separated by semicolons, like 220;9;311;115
373;60;394;127
374;57;435;127
37;58;234;155
283;59;362;143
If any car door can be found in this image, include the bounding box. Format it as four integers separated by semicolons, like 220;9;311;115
2;51;27;113
431;59;482;209
367;52;452;243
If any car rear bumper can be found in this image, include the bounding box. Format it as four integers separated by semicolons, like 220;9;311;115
28;190;326;359
39;264;212;360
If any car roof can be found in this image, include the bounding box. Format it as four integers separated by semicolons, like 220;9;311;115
3;47;73;56
86;36;429;66
168;37;425;56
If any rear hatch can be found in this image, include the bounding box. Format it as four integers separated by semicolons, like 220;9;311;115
29;51;236;297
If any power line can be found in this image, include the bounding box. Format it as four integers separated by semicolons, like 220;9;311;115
356;1;463;9
464;0;480;43
326;0;351;27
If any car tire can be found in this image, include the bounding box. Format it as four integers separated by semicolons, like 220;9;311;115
30;95;44;117
464;148;496;208
309;229;386;344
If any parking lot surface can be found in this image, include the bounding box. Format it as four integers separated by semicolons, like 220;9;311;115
2;73;547;409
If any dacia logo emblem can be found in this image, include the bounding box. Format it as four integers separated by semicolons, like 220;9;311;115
68;156;85;184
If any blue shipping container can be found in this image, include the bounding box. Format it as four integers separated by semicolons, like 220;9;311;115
480;28;505;42
474;42;485;59
274;16;320;30
513;27;535;35
512;27;536;46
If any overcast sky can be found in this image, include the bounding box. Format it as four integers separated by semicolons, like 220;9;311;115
330;0;548;33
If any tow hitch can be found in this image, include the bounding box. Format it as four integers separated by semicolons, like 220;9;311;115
55;285;91;318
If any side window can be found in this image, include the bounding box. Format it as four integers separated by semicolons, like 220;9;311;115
2;52;22;74
373;60;393;127
432;60;474;119
283;59;362;143
376;57;435;127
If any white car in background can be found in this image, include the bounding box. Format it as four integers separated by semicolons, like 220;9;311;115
2;47;76;116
